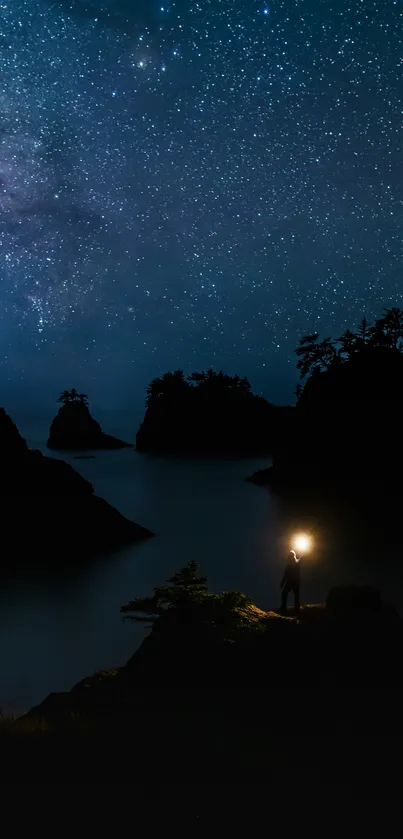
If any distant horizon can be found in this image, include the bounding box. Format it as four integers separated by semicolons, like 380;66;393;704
0;359;298;418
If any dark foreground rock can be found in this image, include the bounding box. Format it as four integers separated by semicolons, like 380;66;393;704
17;585;403;722
246;465;273;487
47;401;132;450
0;408;153;564
3;585;403;790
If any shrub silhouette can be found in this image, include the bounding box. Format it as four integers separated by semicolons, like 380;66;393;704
120;561;260;639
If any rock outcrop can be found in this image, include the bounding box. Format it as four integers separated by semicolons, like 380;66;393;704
18;586;403;730
47;401;131;450
0;408;153;565
136;369;294;455
7;585;403;784
248;347;403;503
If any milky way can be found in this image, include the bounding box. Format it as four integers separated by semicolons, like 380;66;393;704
0;1;402;404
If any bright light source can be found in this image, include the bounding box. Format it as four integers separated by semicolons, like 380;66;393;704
292;533;312;554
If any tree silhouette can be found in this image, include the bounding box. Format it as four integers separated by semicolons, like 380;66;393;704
145;370;188;408
120;561;210;624
294;308;403;385
145;368;253;409
188;369;251;396
188;369;207;386
336;329;359;360
57;388;87;405
374;307;403;349
188;368;223;391
145;375;164;407
295;334;337;380
58;390;71;405
367;320;390;349
357;316;369;349
120;561;257;636
231;374;251;395
162;369;188;393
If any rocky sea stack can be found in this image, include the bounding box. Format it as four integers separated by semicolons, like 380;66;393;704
136;368;293;455
47;388;131;450
0;407;152;564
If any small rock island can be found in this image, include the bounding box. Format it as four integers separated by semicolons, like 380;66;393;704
136;368;293;455
0;407;152;564
47;388;132;451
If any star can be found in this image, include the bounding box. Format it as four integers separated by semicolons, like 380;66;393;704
0;0;400;408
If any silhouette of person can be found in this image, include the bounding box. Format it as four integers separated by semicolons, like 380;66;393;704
281;550;302;612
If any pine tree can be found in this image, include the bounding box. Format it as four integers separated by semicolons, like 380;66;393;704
295;334;337;380
378;307;403;349
336;329;358;359
120;561;209;624
145;370;188;408
145;375;164;407
58;390;71;405
357;316;369;347
120;559;264;645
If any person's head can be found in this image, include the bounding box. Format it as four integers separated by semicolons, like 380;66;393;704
289;550;297;561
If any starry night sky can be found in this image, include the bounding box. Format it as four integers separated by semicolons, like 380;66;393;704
0;0;402;411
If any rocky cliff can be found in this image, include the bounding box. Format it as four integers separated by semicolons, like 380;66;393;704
18;585;403;728
0;408;153;564
4;585;403;786
248;347;403;503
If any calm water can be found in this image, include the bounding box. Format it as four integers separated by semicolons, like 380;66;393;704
1;409;402;714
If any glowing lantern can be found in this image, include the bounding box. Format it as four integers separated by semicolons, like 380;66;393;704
292;533;312;555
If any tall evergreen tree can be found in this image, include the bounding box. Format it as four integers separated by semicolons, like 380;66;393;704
357;316;369;348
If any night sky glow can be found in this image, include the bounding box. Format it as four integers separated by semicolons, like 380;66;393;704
0;0;402;406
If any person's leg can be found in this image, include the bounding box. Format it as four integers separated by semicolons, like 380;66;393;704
294;586;300;612
281;586;289;611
